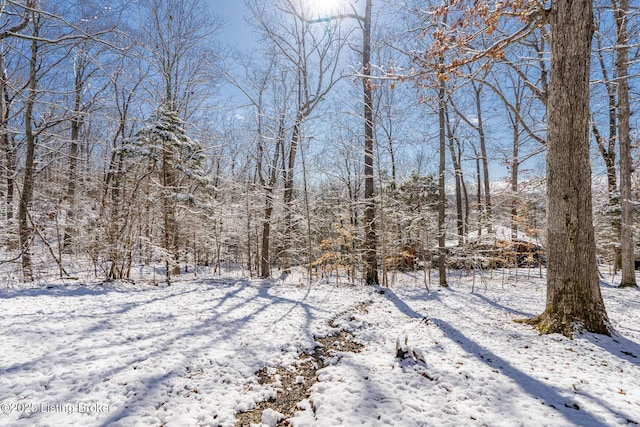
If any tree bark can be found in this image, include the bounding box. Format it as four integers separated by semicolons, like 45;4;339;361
162;141;180;280
474;83;492;233
511;121;519;240
260;191;276;279
282;118;301;273
362;0;378;285
437;80;447;287
259;115;284;279
473;144;482;237
18;17;39;282
531;0;610;336
614;0;637;288
0;53;15;226
62;60;84;253
445;100;464;246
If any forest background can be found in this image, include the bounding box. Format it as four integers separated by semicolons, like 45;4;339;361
0;0;637;293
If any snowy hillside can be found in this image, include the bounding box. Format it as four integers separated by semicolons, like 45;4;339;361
1;270;638;426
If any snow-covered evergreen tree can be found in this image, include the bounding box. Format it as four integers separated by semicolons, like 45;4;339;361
124;107;207;282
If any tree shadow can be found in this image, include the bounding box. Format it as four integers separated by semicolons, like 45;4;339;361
582;331;640;367
380;287;438;319
0;284;123;299
1;278;344;426
431;318;637;426
380;289;637;425
96;370;177;427
471;292;535;318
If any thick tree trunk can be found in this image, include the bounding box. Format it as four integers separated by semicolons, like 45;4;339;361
614;0;637;288
104;93;131;280
107;156;127;280
531;0;610;336
362;0;378;285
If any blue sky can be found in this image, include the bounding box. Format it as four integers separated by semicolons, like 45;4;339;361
209;1;254;51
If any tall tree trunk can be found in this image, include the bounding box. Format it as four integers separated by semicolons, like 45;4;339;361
593;22;621;272
592;118;621;271
614;0;637;288
445;101;464;246
474;84;492;233
460;144;469;238
0;56;15;227
474;145;482;237
108;155;126;280
530;0;610;337
4;138;15;224
260;189;276;278
259;117;284;279
62;69;83;253
162;142;180;280
437;80;447;287
283;115;303;273
0;52;7;218
18;20;39;282
246;180;253;277
362;0;378;285
511;121;520;240
388;134;397;189
104;78;136;280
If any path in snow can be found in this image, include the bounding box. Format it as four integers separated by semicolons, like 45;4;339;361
236;302;369;426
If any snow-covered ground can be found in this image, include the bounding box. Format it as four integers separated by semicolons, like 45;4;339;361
1;269;639;426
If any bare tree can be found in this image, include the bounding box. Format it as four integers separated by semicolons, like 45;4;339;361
18;9;40;281
251;0;346;274
96;51;147;280
592;8;622;270
360;0;378;285
0;45;20;228
444;95;466;245
437;76;447;287
613;0;637;288
61;42;106;253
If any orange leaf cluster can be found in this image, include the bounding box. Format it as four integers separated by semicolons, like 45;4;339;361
415;0;541;84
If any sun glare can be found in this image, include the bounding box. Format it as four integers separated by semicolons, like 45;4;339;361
309;0;344;17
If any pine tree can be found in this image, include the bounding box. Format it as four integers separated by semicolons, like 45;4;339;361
125;107;206;283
